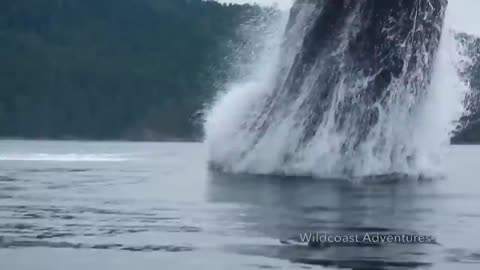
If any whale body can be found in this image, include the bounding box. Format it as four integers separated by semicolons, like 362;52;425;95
262;0;447;147
207;0;449;176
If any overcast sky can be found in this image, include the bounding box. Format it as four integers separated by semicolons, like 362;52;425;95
448;0;480;35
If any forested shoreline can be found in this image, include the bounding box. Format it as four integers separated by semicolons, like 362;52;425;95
0;0;268;141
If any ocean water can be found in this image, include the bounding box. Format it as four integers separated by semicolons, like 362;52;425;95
0;140;479;270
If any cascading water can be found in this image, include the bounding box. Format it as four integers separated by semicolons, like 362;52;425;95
205;0;471;178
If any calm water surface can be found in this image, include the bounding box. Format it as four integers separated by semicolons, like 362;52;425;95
0;140;479;270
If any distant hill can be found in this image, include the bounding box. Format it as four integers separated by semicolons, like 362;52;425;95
0;0;269;140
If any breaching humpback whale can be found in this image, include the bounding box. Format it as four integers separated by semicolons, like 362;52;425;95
207;0;448;176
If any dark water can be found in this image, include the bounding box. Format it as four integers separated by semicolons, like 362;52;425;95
0;140;479;269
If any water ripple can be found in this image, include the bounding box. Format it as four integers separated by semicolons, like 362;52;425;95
0;236;194;252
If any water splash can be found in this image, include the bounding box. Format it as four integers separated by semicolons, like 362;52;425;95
205;0;471;178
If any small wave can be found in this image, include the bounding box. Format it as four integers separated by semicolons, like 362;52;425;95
0;153;130;162
0;236;194;252
446;249;480;264
0;176;16;182
20;168;92;173
290;258;432;269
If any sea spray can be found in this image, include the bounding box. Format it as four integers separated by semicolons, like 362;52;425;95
205;0;471;178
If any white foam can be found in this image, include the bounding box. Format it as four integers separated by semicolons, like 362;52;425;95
0;153;130;162
215;0;294;10
205;1;473;178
